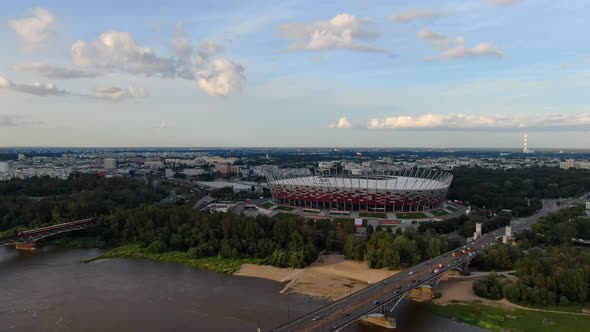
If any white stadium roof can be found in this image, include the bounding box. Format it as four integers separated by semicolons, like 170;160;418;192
269;175;449;191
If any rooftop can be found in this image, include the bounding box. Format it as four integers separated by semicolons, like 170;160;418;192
270;175;450;191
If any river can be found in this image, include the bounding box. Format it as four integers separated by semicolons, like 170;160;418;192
0;246;484;332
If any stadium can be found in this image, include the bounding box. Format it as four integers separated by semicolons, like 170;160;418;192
267;168;453;212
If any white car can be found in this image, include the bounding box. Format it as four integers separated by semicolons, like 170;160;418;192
408;271;414;275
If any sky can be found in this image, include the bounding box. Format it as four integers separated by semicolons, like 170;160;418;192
0;0;589;148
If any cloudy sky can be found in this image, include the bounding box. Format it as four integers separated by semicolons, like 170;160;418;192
0;0;589;148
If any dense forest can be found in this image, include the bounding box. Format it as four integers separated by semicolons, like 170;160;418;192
0;174;353;268
449;166;590;216
0;174;168;232
472;205;590;307
100;206;327;268
343;227;463;269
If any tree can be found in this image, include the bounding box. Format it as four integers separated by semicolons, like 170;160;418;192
147;240;166;253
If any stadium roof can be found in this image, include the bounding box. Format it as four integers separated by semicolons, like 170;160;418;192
269;176;449;191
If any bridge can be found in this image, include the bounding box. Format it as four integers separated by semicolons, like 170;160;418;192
0;218;98;249
273;199;563;332
572;238;590;245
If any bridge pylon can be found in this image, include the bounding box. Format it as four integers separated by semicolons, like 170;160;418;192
15;243;35;251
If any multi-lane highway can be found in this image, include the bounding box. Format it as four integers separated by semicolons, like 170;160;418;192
273;199;564;332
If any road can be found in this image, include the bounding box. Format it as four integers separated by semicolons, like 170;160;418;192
273;199;564;332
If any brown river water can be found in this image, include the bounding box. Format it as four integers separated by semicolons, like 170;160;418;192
0;246;484;332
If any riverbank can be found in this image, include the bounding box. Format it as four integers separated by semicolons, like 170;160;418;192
83;244;262;273
430;279;590;331
429;302;590;332
85;246;398;299
236;254;396;300
46;236;107;249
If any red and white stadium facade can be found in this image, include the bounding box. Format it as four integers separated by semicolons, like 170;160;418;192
267;168;452;212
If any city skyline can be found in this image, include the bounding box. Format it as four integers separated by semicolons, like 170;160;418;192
1;0;589;148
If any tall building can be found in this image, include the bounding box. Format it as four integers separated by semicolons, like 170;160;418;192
104;158;117;170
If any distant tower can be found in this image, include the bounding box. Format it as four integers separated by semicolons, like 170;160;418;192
523;131;533;154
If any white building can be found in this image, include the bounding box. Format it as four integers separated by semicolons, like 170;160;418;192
165;169;174;178
144;160;164;169
560;159;590;170
104;158;117;170
318;161;335;169
203;156;239;165
0;162;9;173
183;168;205;176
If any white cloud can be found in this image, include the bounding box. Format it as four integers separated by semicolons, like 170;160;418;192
0;74;146;101
389;9;439;23
434;42;502;60
279;13;387;53
195;41;224;67
172;22;193;61
417;29;463;51
12;63;100;79
0;75;67;96
197;59;245;97
329;116;352;129
71;31;176;77
487;0;523;6
90;86;147;101
8;7;55;49
0;115;41;127
368;113;590;130
70;30;245;96
418;29;502;60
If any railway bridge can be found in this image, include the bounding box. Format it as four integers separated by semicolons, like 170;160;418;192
0;218;98;250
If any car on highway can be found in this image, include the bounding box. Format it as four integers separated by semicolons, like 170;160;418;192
373;300;381;305
408;271;414;275
312;315;321;321
344;313;351;317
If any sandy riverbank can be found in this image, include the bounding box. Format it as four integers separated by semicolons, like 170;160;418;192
235;254;398;300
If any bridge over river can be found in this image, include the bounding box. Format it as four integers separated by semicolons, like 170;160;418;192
273;199;563;332
0;218;97;250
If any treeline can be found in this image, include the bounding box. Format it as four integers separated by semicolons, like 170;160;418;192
474;247;590;306
0;174;168;233
419;213;511;238
100;206;325;268
0;175;347;269
343;228;462;269
472;244;524;271
449;166;590;216
473;205;590;306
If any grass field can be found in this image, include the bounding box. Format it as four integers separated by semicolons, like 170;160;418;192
396;212;428;219
446;205;458;211
83;244;262;274
429;303;590;332
260;201;274;209
274;205;295;211
431;209;450;216
359;212;386;218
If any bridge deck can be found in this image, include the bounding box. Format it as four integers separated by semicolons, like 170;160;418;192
273;199;562;332
0;218;97;246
